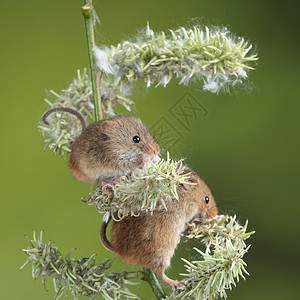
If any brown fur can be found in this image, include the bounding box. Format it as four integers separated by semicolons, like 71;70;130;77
69;116;160;185
108;167;218;287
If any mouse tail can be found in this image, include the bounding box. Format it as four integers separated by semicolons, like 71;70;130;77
100;212;114;252
42;107;87;131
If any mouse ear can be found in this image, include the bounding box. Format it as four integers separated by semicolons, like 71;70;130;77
101;119;119;131
181;167;198;190
182;176;198;190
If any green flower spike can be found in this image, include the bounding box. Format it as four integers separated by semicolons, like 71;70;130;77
20;231;140;300
95;24;258;94
84;153;195;220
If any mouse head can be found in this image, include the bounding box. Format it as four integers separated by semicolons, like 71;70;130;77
183;170;218;220
95;116;160;170
195;177;218;219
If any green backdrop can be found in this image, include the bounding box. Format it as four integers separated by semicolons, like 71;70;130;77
1;0;299;299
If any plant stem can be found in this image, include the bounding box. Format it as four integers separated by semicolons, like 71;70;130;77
142;268;167;299
81;1;102;121
96;71;103;118
82;3;165;299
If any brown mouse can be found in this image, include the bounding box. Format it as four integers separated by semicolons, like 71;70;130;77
100;167;218;291
42;107;160;185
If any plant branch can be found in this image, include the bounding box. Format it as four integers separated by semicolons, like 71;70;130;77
142;268;167;299
81;1;102;120
96;71;103;118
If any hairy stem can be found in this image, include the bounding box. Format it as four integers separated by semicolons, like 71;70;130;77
81;1;102;120
142;268;167;299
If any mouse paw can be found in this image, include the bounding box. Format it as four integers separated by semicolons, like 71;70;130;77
159;272;186;294
178;278;189;287
171;280;186;293
98;179;117;188
98;175;122;187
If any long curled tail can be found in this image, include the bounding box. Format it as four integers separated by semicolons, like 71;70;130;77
100;212;114;252
42;107;87;131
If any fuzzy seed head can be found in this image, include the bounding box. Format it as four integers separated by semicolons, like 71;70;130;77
94;24;258;94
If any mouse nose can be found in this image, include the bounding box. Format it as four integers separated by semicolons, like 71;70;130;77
205;206;218;219
144;144;160;155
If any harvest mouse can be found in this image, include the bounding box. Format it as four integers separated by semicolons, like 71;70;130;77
100;167;218;291
42;107;160;185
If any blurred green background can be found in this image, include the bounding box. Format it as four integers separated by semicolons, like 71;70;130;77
1;0;299;299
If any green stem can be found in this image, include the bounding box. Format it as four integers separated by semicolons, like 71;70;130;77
81;1;102;121
142;268;167;299
82;2;165;298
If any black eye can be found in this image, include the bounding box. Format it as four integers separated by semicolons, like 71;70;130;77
101;133;110;141
133;135;141;143
205;196;209;204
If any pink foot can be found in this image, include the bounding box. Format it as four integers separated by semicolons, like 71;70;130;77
159;272;186;293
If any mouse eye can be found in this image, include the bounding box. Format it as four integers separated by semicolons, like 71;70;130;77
133;135;141;143
205;196;209;204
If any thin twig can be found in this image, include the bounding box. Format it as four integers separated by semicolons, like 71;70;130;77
81;1;101;121
96;71;103;119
